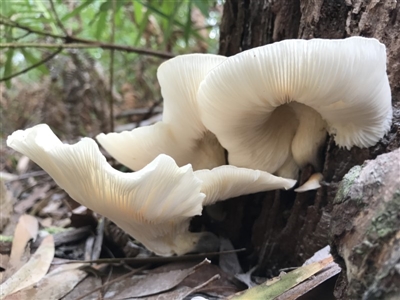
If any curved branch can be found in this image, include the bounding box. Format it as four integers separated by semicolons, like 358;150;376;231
0;48;62;82
0;43;175;59
0;18;175;59
0;18;65;40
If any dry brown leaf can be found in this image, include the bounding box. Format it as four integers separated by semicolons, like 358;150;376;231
61;273;101;300
14;184;50;214
39;217;53;228
5;263;87;300
219;237;243;275
180;263;243;297
0;235;55;298
108;259;210;299
139;286;194;300
3;214;39;281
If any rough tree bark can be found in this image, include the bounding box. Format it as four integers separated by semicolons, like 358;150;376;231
214;0;400;298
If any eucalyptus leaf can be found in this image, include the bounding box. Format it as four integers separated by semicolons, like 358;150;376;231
133;0;143;24
95;11;107;40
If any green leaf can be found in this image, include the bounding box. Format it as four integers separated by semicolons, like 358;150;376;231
2;0;13;16
193;0;210;17
99;0;125;12
138;0;205;41
134;9;151;45
183;1;192;45
61;0;95;22
20;49;49;75
95;11;107;40
133;0;143;24
4;48;15;88
161;1;182;46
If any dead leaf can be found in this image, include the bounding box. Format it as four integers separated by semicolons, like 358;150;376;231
0;235;55;297
180;263;243;297
141;274;220;300
140;286;193;300
61;273;101;300
14;184;50;214
109;259;210;299
219;238;242;275
39;218;53;228
229;256;334;300
5;263;88;300
3;214;38;281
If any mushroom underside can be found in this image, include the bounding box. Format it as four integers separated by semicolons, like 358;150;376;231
226;101;327;182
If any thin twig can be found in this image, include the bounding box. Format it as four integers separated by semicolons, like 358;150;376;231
1;17;175;58
52;248;246;265
0;48;62;82
115;106;163;119
74;265;149;300
108;0;116;132
0;42;174;59
0;18;64;40
48;0;69;35
135;98;163;127
2;170;48;182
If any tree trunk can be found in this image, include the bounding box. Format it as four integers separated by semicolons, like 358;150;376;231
215;0;400;297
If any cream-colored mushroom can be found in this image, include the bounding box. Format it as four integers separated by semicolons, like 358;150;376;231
96;54;227;171
7;124;296;256
198;37;392;190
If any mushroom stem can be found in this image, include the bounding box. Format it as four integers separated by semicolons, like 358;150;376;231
290;102;327;170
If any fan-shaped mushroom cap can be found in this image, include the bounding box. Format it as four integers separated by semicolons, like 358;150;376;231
97;54;227;171
198;37;392;178
7;124;296;256
195;166;296;206
7;124;205;256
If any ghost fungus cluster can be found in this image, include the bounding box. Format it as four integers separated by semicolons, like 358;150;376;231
7;37;392;257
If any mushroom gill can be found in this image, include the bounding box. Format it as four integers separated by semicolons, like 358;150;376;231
198;37;392;188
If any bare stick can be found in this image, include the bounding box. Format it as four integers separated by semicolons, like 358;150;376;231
0;18;64;40
0;43;174;59
52;248;247;265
